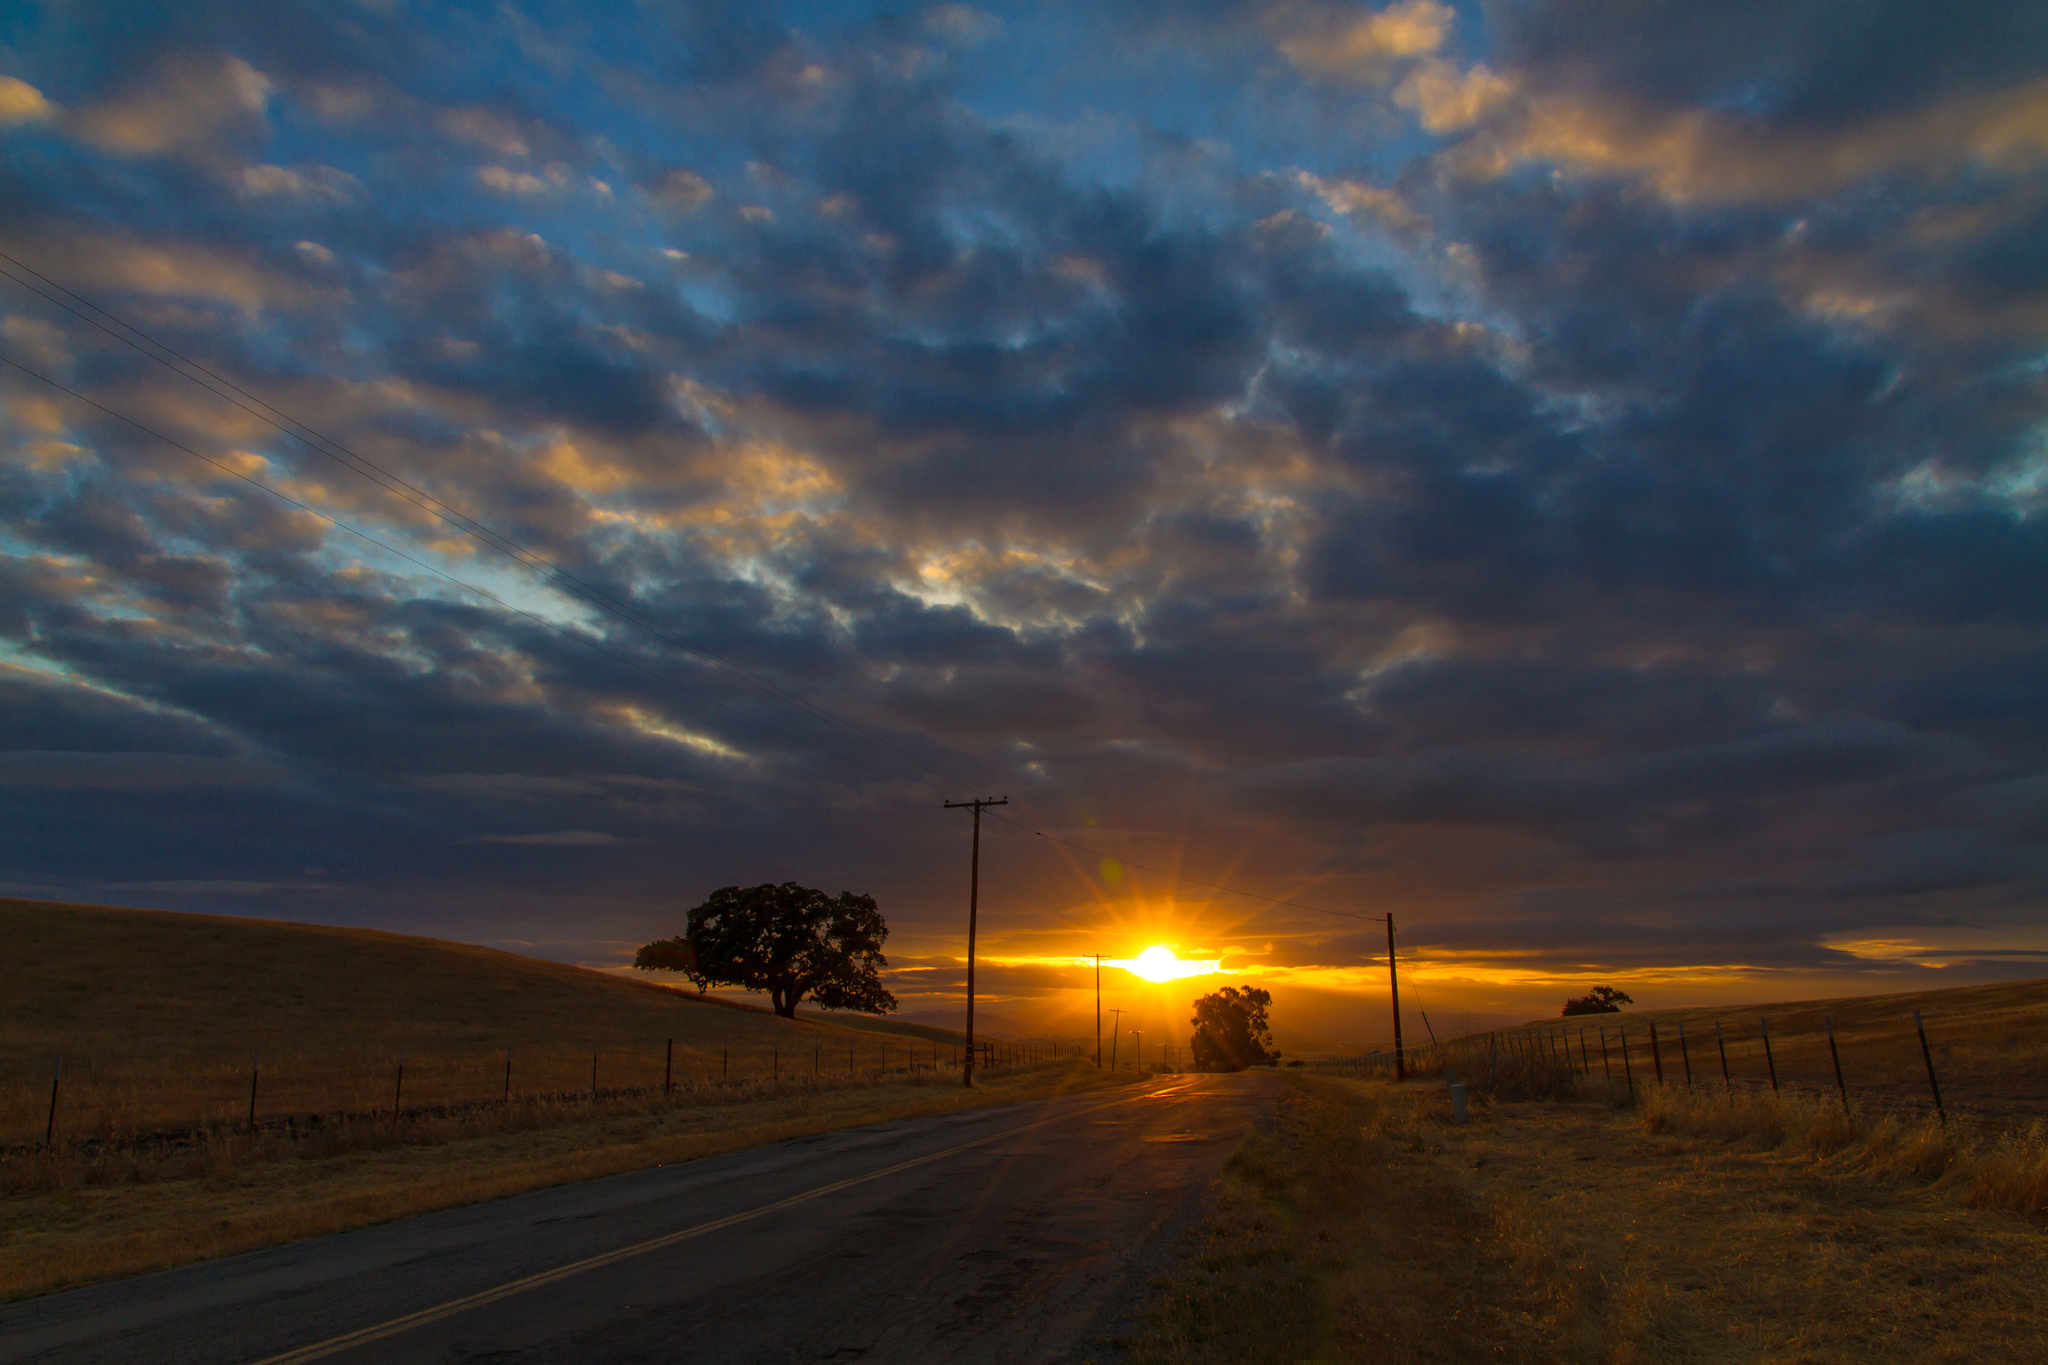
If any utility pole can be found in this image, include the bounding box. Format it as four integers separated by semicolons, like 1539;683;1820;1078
1387;911;1405;1081
1108;1007;1125;1070
944;796;1008;1088
1095;954;1103;1068
1133;1030;1143;1072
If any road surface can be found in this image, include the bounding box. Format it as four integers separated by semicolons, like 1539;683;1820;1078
1;1072;1278;1364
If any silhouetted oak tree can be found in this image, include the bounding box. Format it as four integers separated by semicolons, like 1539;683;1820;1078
1560;986;1633;1016
1189;985;1280;1070
634;883;897;1018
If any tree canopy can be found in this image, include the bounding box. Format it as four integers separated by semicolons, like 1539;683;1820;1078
634;882;897;1018
1189;985;1280;1070
1561;985;1634;1016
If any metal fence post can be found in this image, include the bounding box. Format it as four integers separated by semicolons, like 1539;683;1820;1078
1825;1017;1849;1115
44;1056;60;1148
1914;1011;1947;1128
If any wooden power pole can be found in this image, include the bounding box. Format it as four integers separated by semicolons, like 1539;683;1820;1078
1387;911;1405;1081
1095;954;1102;1068
945;796;1008;1088
1108;1007;1125;1070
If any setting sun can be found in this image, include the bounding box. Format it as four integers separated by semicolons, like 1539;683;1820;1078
1121;945;1223;983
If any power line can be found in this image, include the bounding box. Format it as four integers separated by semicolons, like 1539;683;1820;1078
0;249;989;795
0;350;905;783
985;810;1385;923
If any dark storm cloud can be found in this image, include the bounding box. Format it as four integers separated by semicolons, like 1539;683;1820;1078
1;0;2044;995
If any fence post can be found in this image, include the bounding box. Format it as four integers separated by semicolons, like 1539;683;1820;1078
591;1051;598;1099
393;1048;406;1120
773;1045;778;1081
1714;1020;1730;1089
1824;1017;1849;1115
814;1045;819;1077
1579;1027;1590;1071
1619;1026;1635;1102
723;1046;729;1081
505;1046;512;1102
1914;1011;1947;1128
1678;1024;1692;1088
1598;1026;1611;1078
665;1039;674;1095
247;1050;261;1132
1649;1022;1664;1083
1759;1017;1779;1092
44;1056;60;1148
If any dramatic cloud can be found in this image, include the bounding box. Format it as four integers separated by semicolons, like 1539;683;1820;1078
2;1;2043;1033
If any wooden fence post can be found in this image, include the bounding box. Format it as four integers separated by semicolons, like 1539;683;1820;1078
665;1039;674;1095
1598;1026;1611;1079
247;1051;260;1132
591;1050;598;1099
1759;1017;1779;1092
1649;1022;1664;1083
393;1048;406;1120
1914;1011;1947;1128
505;1046;512;1102
1619;1026;1635;1102
1714;1020;1730;1089
1677;1024;1693;1088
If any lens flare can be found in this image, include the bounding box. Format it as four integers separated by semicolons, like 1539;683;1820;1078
1120;945;1223;983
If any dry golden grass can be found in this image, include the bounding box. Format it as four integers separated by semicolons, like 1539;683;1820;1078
3;898;991;1146
1639;1080;2048;1218
2;1061;1135;1302
1459;977;2048;1125
1121;1073;2048;1365
4;896;1110;1303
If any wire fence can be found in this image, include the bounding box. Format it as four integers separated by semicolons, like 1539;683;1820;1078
4;1036;1074;1153
1303;1007;2048;1132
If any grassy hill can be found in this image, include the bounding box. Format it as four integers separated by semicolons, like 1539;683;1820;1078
2;898;961;1143
1456;976;2048;1123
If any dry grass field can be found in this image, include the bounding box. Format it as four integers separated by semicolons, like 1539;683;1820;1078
1;898;996;1146
1424;977;2048;1126
1122;1072;2048;1365
1;897;1121;1301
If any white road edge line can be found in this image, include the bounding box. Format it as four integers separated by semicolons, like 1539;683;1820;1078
247;1079;1196;1364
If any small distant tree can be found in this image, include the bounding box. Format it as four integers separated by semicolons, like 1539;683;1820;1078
634;882;897;1018
1189;985;1280;1070
1561;986;1633;1016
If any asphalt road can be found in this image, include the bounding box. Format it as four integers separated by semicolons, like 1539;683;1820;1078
1;1072;1279;1365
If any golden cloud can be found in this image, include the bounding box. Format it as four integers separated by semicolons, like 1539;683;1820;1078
1449;75;2048;203
0;75;53;124
1275;0;1454;77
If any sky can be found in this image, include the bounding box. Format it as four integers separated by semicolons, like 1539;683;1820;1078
3;0;2046;1050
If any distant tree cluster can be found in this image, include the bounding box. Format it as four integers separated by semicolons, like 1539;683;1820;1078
635;882;897;1019
1561;986;1633;1016
1189;985;1280;1070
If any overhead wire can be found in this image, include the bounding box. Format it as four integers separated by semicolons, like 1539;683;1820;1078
0;249;989;796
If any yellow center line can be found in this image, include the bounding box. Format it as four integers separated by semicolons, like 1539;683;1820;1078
250;1080;1195;1364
